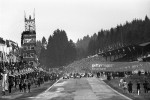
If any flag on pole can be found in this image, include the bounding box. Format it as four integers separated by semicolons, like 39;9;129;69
1;71;8;91
0;51;2;61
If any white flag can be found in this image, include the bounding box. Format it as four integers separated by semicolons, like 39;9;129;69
2;73;8;91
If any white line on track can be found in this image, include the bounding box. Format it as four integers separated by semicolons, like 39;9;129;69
44;77;62;92
28;77;63;99
99;77;132;100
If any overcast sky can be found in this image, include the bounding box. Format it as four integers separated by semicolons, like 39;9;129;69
0;0;150;46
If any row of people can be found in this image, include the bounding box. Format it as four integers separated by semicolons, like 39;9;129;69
1;70;60;96
120;79;150;94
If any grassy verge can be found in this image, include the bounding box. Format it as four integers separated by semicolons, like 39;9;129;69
103;75;150;100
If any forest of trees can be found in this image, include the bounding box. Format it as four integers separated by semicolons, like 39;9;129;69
37;15;150;68
76;35;91;59
38;29;76;68
77;15;150;56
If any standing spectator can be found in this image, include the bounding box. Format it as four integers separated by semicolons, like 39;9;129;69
27;80;31;93
23;80;27;93
107;74;111;80
123;80;127;93
97;72;100;78
8;76;13;93
38;77;40;87
137;81;140;95
14;77;17;89
19;80;23;92
119;78;123;87
143;80;148;93
128;81;133;93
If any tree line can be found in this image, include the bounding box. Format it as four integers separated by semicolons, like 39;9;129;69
77;15;150;56
36;15;150;68
36;29;76;68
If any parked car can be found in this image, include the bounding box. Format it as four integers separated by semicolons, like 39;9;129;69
63;74;69;79
75;73;81;78
88;73;94;77
80;73;85;77
70;73;74;78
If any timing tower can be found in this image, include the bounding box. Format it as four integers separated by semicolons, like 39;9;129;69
21;11;36;65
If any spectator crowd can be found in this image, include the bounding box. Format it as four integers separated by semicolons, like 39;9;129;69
0;62;61;96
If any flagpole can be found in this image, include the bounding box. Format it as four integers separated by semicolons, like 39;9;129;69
2;44;4;69
0;45;1;63
9;46;10;64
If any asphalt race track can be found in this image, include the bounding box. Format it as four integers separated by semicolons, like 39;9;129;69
18;77;132;100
